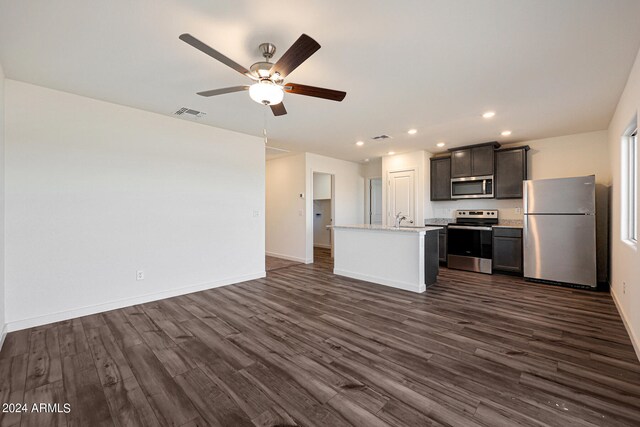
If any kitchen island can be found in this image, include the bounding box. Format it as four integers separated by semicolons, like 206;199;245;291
332;225;442;293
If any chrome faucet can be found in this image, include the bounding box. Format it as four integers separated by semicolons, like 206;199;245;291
394;212;407;228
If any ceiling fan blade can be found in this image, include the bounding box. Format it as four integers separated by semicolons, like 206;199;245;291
270;34;320;78
270;102;287;116
179;33;252;78
284;83;346;102
197;86;249;97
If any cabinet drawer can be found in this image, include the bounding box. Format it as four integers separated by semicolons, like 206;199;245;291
493;227;522;238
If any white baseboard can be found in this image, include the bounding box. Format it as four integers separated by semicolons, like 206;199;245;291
266;251;307;263
611;289;640;362
6;271;265;333
0;324;7;352
333;268;425;294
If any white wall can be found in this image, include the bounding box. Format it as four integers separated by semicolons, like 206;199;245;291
266;152;364;263
0;64;6;347
306;153;364;262
382;151;428;226
608;45;640;359
266;154;307;262
4;80;265;331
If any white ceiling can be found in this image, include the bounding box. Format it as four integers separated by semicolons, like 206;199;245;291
1;0;639;162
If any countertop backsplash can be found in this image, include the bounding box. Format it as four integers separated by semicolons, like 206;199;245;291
424;217;523;228
429;203;525;221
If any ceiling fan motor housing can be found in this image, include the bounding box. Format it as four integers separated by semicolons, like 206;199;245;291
250;61;273;78
259;42;276;60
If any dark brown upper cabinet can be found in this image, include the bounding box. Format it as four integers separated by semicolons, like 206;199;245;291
430;157;451;201
450;149;471;178
450;142;500;178
495;146;529;199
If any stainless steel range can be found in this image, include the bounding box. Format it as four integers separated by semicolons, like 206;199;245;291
447;210;498;274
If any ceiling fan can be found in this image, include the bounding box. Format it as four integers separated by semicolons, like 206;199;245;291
179;33;346;116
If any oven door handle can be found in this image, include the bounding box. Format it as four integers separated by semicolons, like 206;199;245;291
448;225;493;231
482;180;487;194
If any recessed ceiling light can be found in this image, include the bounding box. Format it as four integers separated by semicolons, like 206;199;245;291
407;129;417;135
482;111;496;119
388;151;395;155
436;142;445;147
356;141;364;146
364;158;370;162
501;130;512;136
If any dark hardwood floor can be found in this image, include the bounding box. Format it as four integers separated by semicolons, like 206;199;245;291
2;247;640;426
265;256;301;272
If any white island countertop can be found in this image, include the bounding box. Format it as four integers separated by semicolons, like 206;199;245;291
332;224;441;293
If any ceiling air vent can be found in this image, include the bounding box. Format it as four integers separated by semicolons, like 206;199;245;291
371;134;392;140
174;107;206;118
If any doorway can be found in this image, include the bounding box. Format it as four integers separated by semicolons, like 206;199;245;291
388;169;416;226
368;177;383;224
312;173;334;258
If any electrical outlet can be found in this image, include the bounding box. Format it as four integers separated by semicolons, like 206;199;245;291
515;207;522;214
623;281;626;294
136;270;144;281
253;210;260;217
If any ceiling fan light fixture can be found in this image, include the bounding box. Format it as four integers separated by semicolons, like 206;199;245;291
249;81;284;105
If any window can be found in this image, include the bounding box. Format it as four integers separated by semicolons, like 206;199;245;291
623;125;638;244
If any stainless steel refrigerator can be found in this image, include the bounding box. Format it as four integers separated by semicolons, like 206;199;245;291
523;175;597;288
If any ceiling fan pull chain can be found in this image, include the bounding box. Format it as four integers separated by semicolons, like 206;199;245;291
263;107;268;145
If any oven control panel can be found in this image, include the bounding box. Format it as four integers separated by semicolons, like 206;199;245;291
455;210;498;219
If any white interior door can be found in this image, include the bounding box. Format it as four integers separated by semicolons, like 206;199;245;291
370;178;383;224
388;170;415;225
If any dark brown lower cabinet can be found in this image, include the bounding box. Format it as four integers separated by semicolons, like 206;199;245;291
426;224;447;263
438;230;447;263
434;226;447;263
492;227;523;274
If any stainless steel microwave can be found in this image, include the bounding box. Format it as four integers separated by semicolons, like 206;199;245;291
451;175;494;199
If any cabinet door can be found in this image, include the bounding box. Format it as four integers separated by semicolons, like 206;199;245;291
471;145;495;176
438;231;447;263
451;149;472;178
493;236;523;273
495;148;527;199
430;157;451;201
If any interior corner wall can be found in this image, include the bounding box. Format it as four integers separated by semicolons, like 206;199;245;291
0;64;6;347
266;154;307;262
608;45;640;360
4;80;265;331
305;153;364;262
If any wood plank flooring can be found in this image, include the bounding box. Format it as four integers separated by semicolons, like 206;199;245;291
265;256;301;272
2;247;640;426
